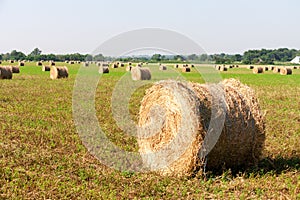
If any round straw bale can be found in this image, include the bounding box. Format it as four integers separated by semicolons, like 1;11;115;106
264;67;269;71
131;67;151;81
182;67;191;73
9;60;14;64
50;66;69;79
236;65;239;68
99;66;109;74
84;62;89;67
0;61;2;64
11;66;20;73
112;63;119;68
97;62;102;67
69;61;75;64
128;62;132;66
273;67;281;73
253;67;263;74
19;62;25;67
138;79;265;176
120;63;125;67
126;65;133;72
174;64;179;68
219;66;228;71
0;66;13;79
42;65;51;72
159;65;167;71
36;61;42;66
293;66;298;69
280;68;292;75
49;61;55;66
248;66;254;70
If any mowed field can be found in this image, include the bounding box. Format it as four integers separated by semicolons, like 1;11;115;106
0;62;299;199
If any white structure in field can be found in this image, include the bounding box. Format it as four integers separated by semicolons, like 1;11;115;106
291;56;300;64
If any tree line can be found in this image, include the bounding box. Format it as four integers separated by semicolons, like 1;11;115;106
1;48;299;64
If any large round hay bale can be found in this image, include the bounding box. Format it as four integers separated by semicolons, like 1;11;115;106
42;65;51;72
50;66;69;79
273;67;281;73
36;61;43;66
12;66;20;73
138;79;265;176
280;68;292;75
0;66;13;79
159;65;167;71
131;67;151;81
253;67;263;74
99;66;109;74
182;67;191;72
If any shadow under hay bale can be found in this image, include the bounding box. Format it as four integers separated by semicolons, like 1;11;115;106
0;66;13;79
138;79;265;176
42;66;51;72
131;67;151;81
280;68;292;75
182;67;191;72
253;67;263;74
50;66;69;79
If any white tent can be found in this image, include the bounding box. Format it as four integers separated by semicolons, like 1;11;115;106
291;56;300;64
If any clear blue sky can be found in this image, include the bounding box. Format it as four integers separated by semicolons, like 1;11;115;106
0;0;299;55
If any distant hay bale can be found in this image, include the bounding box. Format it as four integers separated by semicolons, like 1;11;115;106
293;66;298;69
219;66;228;71
264;67;269;71
280;68;292;75
77;61;81;64
131;67;151;81
0;61;2;64
49;61;56;66
11;66;20;73
112;63;119;68
174;64;179;68
19;62;25;67
270;66;275;71
84;62;89;67
128;62;132;66
182;67;191;72
120;63;125;67
99;66;109;74
42;66;51;72
253;67;263;74
229;65;233;69
9;60;14;64
273;67;281;73
248;66;254;70
36;61;42;66
50;66;69;79
235;65;239;68
159;65;167;71
126;65;133;72
0;66;13;79
97;62;102;67
69;61;75;64
138;79;265;176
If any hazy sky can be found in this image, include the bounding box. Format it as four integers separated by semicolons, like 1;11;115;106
0;0;299;55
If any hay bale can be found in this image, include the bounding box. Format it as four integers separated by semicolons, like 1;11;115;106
248;66;254;70
138;79;265;176
49;61;55;66
131;67;151;81
126;65;133;72
84;62;89;67
0;61;2;64
11;66;20;73
174;64;179;68
50;66;69;79
99;66;109;74
253;67;263;74
120;63;125;67
112;63;119;68
280;68;292;75
182;67;191;73
69;61;75;64
42;65;51;72
273;67;281;73
159;65;167;71
0;66;13;79
219;66;228;71
9;60;14;64
19;62;25;67
36;61;42;66
264;67;269;71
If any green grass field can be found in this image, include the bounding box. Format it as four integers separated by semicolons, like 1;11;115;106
0;63;299;199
